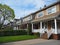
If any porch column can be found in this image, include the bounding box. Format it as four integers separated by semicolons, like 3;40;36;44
40;22;42;29
27;24;28;29
40;22;42;37
32;23;33;32
54;19;57;34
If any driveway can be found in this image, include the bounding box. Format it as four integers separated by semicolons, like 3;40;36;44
0;39;60;45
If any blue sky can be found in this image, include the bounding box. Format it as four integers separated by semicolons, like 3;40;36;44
0;0;57;19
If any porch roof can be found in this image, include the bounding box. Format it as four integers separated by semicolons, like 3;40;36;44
32;11;60;22
20;21;31;25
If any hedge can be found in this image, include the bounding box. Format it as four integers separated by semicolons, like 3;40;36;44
0;30;27;36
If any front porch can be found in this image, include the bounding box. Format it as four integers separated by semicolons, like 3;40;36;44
32;19;60;39
19;24;28;30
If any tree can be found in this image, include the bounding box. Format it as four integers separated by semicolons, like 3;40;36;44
0;4;15;29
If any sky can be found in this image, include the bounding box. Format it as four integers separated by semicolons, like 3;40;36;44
0;0;57;19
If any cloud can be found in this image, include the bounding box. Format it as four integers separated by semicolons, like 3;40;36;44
0;0;57;19
15;0;45;18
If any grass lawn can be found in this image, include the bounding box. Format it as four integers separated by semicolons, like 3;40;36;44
0;35;38;43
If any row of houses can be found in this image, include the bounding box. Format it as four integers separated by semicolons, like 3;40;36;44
12;1;60;40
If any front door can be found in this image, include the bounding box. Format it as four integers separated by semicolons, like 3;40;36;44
47;21;51;31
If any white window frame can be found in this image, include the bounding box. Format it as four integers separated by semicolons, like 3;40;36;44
37;11;44;18
23;15;32;22
47;6;56;15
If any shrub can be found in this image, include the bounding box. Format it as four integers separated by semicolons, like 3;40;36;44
27;24;32;35
34;32;40;37
0;30;27;36
1;26;13;31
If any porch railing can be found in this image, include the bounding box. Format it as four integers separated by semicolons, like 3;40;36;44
33;29;40;33
40;29;45;33
33;28;55;39
40;28;54;39
40;29;45;37
47;29;54;38
32;29;45;33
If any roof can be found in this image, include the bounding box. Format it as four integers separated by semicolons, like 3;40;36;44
32;11;60;22
14;19;20;21
20;1;60;24
21;20;32;25
31;1;60;15
21;1;60;19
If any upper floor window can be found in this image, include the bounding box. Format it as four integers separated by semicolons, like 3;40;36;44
37;12;44;18
47;6;56;14
23;15;32;22
16;20;21;24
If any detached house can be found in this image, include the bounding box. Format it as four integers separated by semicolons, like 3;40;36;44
19;1;60;40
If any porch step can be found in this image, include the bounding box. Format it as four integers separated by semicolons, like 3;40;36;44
41;33;48;39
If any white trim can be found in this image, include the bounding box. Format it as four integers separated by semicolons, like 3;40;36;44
46;6;56;15
33;29;40;33
40;29;45;33
40;22;42;29
36;11;44;18
27;24;28;29
32;23;33;32
54;19;57;34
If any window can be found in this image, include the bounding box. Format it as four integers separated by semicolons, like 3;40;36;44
51;22;55;29
37;12;44;18
47;6;56;14
42;23;44;28
23;16;32;22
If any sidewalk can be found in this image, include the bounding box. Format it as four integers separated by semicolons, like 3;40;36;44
0;39;55;45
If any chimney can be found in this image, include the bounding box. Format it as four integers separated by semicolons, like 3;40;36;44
57;0;60;2
44;5;46;7
58;0;60;1
40;7;42;10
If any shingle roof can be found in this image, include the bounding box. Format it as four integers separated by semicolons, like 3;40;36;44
21;1;60;19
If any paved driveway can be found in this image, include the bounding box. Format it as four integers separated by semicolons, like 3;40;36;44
0;39;60;45
30;40;60;45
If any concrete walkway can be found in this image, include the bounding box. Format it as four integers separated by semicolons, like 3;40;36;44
0;39;59;45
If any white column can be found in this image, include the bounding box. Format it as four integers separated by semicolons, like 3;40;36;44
44;23;45;29
17;26;18;30
54;19;57;34
40;22;42;37
40;22;41;30
32;23;33;32
40;22;42;33
27;24;29;34
40;22;42;29
27;24;28;29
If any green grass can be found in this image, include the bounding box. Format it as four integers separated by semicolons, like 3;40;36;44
0;35;37;43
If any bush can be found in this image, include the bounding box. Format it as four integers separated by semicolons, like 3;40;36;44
1;26;13;31
0;30;27;36
27;24;32;35
34;32;40;37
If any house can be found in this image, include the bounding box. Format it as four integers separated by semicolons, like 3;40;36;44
19;14;32;30
13;19;22;30
19;1;60;40
9;19;21;30
31;1;60;40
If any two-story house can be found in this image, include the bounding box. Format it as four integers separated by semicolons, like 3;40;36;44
19;1;60;40
19;14;33;30
11;19;21;30
31;1;60;39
